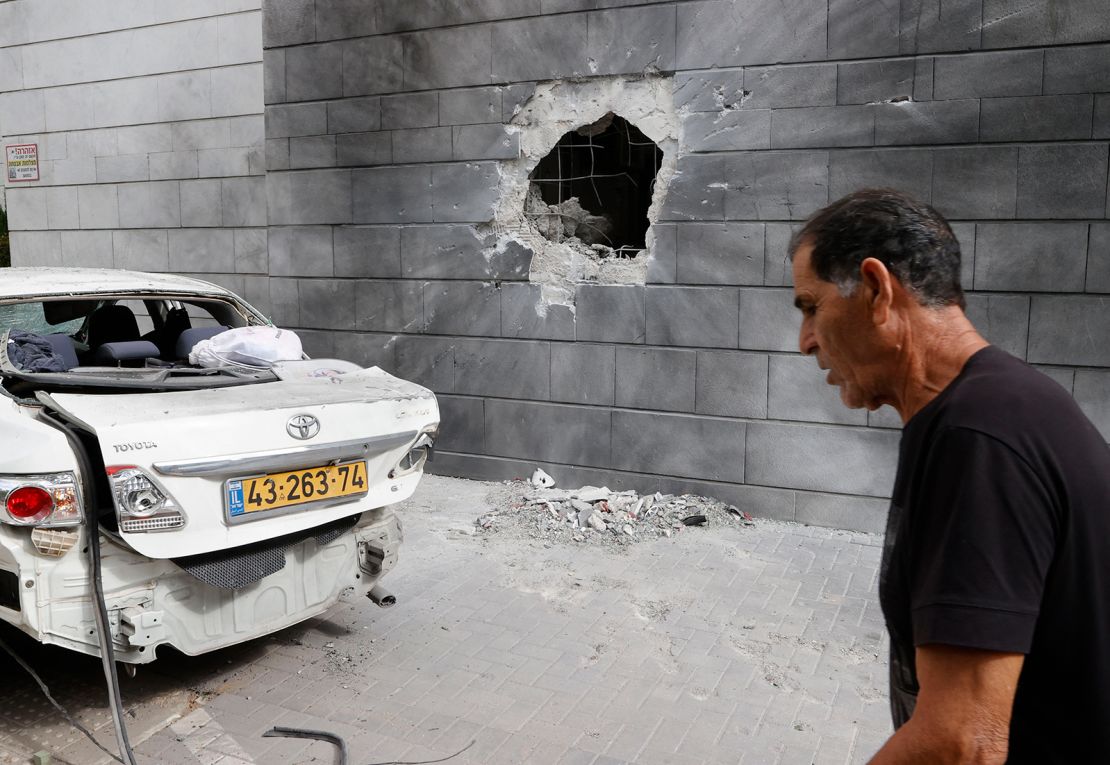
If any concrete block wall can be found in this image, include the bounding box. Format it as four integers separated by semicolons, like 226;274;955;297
0;0;271;310
259;0;1110;533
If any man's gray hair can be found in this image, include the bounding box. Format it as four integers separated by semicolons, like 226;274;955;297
789;189;965;310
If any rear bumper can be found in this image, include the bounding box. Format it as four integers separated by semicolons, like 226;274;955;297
0;509;402;663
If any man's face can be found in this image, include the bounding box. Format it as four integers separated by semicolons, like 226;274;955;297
791;242;887;410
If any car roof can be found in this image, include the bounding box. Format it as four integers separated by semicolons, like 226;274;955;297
0;268;237;301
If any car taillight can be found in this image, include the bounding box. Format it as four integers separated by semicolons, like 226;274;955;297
0;473;81;527
106;466;186;533
6;486;53;521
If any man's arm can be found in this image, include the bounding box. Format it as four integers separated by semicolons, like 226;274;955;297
868;644;1024;764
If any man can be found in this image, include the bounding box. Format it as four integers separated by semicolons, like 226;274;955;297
789;188;1110;763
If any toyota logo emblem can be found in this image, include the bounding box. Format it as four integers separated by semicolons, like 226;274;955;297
287;414;320;440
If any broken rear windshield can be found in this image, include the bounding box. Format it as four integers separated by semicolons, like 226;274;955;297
0;300;94;337
0;294;275;394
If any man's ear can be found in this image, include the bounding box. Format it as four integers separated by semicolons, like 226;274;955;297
859;257;894;326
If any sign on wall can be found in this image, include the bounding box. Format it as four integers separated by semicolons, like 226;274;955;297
6;144;39;182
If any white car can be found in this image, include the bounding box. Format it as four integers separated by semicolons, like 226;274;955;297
0;268;438;663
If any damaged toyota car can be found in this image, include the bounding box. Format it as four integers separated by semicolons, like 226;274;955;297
0;268;438;663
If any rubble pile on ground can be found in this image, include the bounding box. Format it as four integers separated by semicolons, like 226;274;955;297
477;475;754;549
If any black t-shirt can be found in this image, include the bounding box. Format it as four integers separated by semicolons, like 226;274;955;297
880;345;1110;762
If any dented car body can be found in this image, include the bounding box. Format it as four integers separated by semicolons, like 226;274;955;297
0;268;438;663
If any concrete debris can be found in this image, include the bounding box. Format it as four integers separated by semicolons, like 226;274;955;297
530;468;556;488
476;480;755;550
525;187;615;248
570;498;593;513
573;486;610;503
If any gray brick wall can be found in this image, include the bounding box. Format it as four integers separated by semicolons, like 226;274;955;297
252;0;1110;533
2;1;268;308
7;2;1104;534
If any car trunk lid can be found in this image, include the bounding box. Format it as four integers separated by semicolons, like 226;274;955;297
38;361;438;558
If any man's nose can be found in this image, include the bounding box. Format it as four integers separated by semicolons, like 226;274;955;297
799;321;818;356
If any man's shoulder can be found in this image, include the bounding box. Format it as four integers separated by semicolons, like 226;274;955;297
924;347;1106;464
939;347;1074;426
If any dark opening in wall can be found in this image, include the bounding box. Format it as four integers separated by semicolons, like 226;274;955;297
525;112;663;258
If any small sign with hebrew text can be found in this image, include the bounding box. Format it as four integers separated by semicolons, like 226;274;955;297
6;143;39;182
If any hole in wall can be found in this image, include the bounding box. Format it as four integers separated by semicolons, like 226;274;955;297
484;76;679;307
525;112;663;259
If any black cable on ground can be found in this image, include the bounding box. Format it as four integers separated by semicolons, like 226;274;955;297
364;739;476;765
0;633;123;764
264;726;349;765
262;727;476;765
41;410;139;765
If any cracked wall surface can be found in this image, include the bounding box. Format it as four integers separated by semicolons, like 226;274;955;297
487;76;678;306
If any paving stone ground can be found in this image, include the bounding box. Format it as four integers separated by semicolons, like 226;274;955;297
0;475;892;764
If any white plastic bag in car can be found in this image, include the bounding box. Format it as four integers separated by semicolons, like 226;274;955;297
189;326;303;369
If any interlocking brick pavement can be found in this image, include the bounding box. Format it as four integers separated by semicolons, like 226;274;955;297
0;475;892;764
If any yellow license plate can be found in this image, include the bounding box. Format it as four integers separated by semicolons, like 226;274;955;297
226;461;368;519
